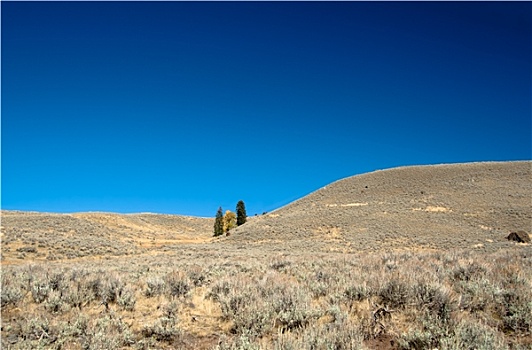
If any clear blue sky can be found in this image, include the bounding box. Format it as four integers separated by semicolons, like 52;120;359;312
2;2;531;217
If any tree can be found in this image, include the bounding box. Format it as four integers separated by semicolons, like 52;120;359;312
223;210;237;233
236;200;247;226
214;207;224;237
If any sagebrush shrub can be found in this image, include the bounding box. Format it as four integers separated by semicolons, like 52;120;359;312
451;262;487;282
1;273;24;308
145;276;165;297
141;302;181;342
378;278;410;309
456;279;494;313
187;265;208;286
495;288;532;335
22;314;54;341
117;285;136;311
31;276;51;303
214;277;271;336
412;282;454;322
440;318;508;350
65;313;89;338
1;244;530;349
344;284;370;304
83;313;134;350
399;312;450;349
44;289;64;313
164;271;191;298
48;270;66;292
216;330;260;350
270;283;313;332
275;319;366;350
100;274;125;306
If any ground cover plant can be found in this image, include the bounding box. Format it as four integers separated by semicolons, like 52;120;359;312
2;244;531;349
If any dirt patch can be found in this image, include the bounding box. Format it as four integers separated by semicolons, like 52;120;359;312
365;334;398;350
412;206;452;212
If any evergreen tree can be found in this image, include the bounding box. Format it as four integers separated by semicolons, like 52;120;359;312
214;207;224;237
236;200;247;226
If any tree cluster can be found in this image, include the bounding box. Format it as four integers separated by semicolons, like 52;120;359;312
213;200;247;237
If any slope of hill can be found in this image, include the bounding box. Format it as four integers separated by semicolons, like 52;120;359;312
1;211;213;263
228;161;531;252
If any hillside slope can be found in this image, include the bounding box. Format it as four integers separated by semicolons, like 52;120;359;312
1;211;213;262
228;161;531;252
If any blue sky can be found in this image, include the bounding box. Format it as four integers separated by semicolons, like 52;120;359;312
2;2;531;217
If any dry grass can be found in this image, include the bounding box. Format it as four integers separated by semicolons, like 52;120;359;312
0;211;213;263
230;161;531;253
2;245;531;349
2;161;531;349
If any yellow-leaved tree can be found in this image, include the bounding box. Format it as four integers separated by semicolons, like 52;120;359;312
223;210;237;233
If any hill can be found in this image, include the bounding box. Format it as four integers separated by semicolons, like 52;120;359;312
1;161;531;349
2;161;530;262
228;161;531;253
1;211;213;263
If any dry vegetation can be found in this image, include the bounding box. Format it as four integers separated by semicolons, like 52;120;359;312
1;161;531;349
229;161;531;253
1;211;213;262
2;247;531;349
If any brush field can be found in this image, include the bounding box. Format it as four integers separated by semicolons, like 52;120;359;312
1;161;531;349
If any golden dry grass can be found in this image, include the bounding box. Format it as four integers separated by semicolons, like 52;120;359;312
1;161;531;349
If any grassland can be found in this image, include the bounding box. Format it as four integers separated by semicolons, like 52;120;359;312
2;246;531;349
1;161;531;349
229;161;531;254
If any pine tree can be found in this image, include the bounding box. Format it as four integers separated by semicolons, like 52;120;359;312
214;207;224;237
236;200;247;226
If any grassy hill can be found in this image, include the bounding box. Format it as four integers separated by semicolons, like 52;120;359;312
3;161;530;261
1;161;531;349
228;161;531;253
1;211;213;263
